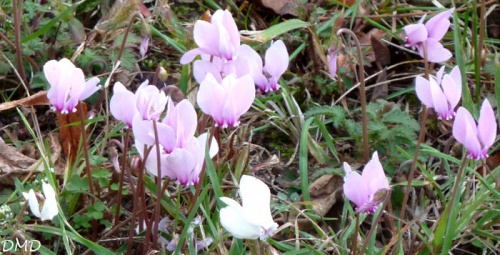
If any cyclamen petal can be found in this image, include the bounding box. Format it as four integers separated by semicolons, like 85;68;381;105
110;82;138;128
343;152;390;214
263;40;289;92
23;182;58;221
477;100;497;157
219;175;278;240
425;8;454;40
328;46;339;78
135;80;168;121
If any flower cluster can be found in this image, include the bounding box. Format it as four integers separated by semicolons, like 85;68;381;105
180;9;289;127
110;81;218;185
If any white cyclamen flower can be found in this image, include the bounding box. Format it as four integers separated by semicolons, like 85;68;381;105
219;175;278;240
22;182;58;221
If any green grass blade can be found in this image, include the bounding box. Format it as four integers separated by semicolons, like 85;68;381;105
300;117;315;202
255;19;310;42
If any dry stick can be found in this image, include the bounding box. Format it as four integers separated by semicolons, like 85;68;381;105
78;103;96;197
336;28;369;163
12;0;29;95
359;190;392;255
477;0;486;101
114;129;131;225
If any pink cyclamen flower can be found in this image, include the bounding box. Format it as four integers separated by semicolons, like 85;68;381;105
44;58;101;114
140;36;150;58
180;9;240;64
415;66;462;120
328;45;339;78
197;73;255;128
343;151;390;214
110;82;139;128
262;40;289;92
403;8;454;63
220;175;278;240
452;99;497;160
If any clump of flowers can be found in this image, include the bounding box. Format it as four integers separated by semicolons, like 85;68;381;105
453;99;497;160
403;8;454;63
343;152;390;214
415;66;462;120
219;175;278;239
43;58;101;114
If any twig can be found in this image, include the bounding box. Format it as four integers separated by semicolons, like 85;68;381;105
12;0;29;95
114;129;131;225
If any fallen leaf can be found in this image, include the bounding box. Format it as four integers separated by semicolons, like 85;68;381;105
57;102;88;164
259;0;299;16
0;91;49;112
0;135;62;185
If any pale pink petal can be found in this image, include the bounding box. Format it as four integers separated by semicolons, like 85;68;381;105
420;38;452;63
453;107;481;158
180;48;206;64
343;162;370;209
164;148;196;185
156;122;176;153
110;82;137;128
328;46;338;78
173;99;198;144
362;152;390;192
219;197;261;240
477;99;497;155
425;9;454;41
213;10;239;60
234;45;267;88
197;133;219;159
227;74;255;126
449;66;462;88
436;66;445;84
428;77;449;119
65;67;87;113
415;76;434;108
132;116;156;145
197;73;227;126
193;59;223;84
79;77;101;101
403;23;427;47
441;74;461;115
193;20;220;56
263;40;289;81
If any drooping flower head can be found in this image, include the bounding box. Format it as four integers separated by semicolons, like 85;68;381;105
219;175;278;240
22;182;59;221
343;151;390;214
180;9;240;64
262;40;289;92
197;73;255;128
452;99;497;160
403;8;454;63
44;58;101;114
415;66;462;120
327;45;339;79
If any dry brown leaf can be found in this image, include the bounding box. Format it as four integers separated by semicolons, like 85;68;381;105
0;135;62;185
0;91;49;112
57;102;88;164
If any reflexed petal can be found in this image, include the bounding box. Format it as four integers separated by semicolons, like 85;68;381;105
229;74;255;123
415;76;434;108
441;74;461;114
219;197;261;239
239;175;273;228
425;9;454;41
428;77;448;119
263;40;289;79
449;66;462;89
197;73;227;126
26;189;42;219
362;152;390;192
403;23;427;46
164;148;196;185
79;77;101;101
197;133;219;158
421;38;452;63
453;107;481;157
155;122;176;153
110;82;137;128
477;99;496;154
436;66;445;84
171;99;198;143
40;182;58;221
193;20;219;56
213;10;239;60
132;116;156;145
193;59;223;84
343;162;369;209
180;48;205;64
328;46;338;78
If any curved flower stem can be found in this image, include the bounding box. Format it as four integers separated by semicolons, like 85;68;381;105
152;120;163;248
114;129;130;226
399;41;431;221
359;190;392;255
336;28;369;162
352;212;360;255
78;103;95;198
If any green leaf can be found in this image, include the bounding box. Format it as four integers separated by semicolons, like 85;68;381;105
254;19;310;42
